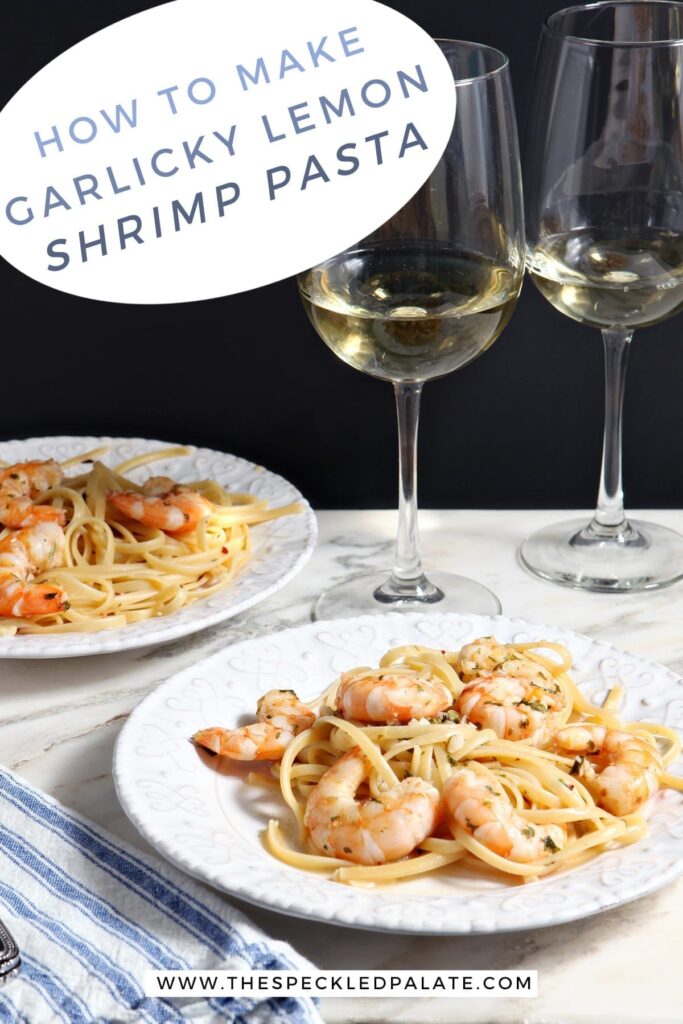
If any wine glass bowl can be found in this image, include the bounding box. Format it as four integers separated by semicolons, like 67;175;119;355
298;40;524;619
299;241;519;385
521;1;683;592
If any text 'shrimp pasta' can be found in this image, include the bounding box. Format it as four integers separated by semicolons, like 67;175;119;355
0;0;457;303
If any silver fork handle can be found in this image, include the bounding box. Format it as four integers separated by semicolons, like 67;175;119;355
0;917;21;984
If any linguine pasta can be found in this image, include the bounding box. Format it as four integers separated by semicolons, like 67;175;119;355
259;640;683;885
0;446;301;636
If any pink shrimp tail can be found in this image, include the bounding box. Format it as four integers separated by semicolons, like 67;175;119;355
0;578;69;618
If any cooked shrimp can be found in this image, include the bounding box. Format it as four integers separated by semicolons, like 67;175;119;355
304;746;441;864
0;460;65;528
458;672;566;745
553;724;662;816
444;765;566;862
0;521;68;618
141;477;177;496
107;481;213;535
458;637;512;680
336;671;452;724
458;636;557;682
192;689;316;761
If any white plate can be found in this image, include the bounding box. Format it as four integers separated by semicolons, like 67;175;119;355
0;436;316;658
114;612;683;935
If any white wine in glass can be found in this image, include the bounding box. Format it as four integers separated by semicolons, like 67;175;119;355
522;1;683;592
530;230;683;330
298;41;525;620
300;244;519;382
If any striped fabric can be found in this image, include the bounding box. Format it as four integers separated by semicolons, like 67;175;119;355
0;768;323;1023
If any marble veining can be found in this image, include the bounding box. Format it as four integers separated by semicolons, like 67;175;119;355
2;508;683;1023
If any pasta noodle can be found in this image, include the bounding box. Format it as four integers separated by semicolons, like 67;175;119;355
0;446;301;636
251;639;682;885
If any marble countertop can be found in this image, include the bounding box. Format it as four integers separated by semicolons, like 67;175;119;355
2;508;683;1024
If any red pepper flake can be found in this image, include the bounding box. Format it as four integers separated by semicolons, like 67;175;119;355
221;546;229;555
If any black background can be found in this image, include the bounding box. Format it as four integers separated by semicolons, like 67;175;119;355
2;0;682;510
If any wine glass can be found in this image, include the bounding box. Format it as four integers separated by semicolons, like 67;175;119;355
298;40;524;619
522;1;683;591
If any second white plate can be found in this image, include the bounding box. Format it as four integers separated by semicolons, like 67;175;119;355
0;436;316;658
113;612;683;935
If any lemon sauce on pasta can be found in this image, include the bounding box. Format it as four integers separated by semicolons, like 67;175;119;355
0;445;301;636
257;641;683;886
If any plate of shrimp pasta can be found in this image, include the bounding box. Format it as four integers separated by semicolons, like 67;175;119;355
114;612;683;934
0;436;315;657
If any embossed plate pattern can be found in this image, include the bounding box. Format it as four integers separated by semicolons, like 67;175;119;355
114;612;683;934
0;436;316;658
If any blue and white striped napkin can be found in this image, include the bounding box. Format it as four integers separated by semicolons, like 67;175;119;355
0;767;323;1023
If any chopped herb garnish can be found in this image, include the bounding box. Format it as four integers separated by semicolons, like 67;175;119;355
522;825;536;838
343;846;352;854
429;709;460;725
570;757;583;776
518;699;548;713
543;835;560;853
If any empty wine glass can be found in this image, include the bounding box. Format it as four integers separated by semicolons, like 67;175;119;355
522;1;683;591
298;41;524;619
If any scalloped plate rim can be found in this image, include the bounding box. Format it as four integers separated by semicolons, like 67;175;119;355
0;435;317;658
113;611;683;935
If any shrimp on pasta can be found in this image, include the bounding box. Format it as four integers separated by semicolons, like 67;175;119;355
336;669;451;724
194;634;683;886
193;690;315;761
457;673;567;745
554;724;663;816
0;460;65;528
444;764;566;862
0;522;68;617
107;480;213;536
0;444;302;637
304;747;442;865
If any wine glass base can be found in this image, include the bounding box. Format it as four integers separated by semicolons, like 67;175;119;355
313;570;501;621
520;517;683;593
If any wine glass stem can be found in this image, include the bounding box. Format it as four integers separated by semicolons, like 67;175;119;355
372;382;445;606
392;382;425;584
590;329;633;534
